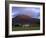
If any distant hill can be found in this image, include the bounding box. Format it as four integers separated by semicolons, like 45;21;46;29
12;15;40;25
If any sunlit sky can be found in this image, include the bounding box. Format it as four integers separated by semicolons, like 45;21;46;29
12;7;40;19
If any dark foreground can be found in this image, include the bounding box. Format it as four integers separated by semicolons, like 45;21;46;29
12;23;40;31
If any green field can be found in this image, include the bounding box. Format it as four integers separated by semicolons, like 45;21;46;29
12;24;40;31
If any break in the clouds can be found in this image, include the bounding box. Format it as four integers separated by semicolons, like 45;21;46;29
12;7;40;19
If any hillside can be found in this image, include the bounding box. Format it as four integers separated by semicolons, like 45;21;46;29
12;15;40;25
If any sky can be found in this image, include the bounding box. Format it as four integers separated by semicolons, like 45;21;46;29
12;7;40;19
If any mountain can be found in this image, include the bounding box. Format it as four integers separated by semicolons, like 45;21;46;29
12;15;40;25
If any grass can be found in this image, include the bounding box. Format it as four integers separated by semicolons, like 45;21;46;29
12;23;40;31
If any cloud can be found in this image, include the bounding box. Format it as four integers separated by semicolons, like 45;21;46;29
12;7;40;19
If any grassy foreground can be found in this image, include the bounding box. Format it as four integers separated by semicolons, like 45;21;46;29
12;24;40;31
